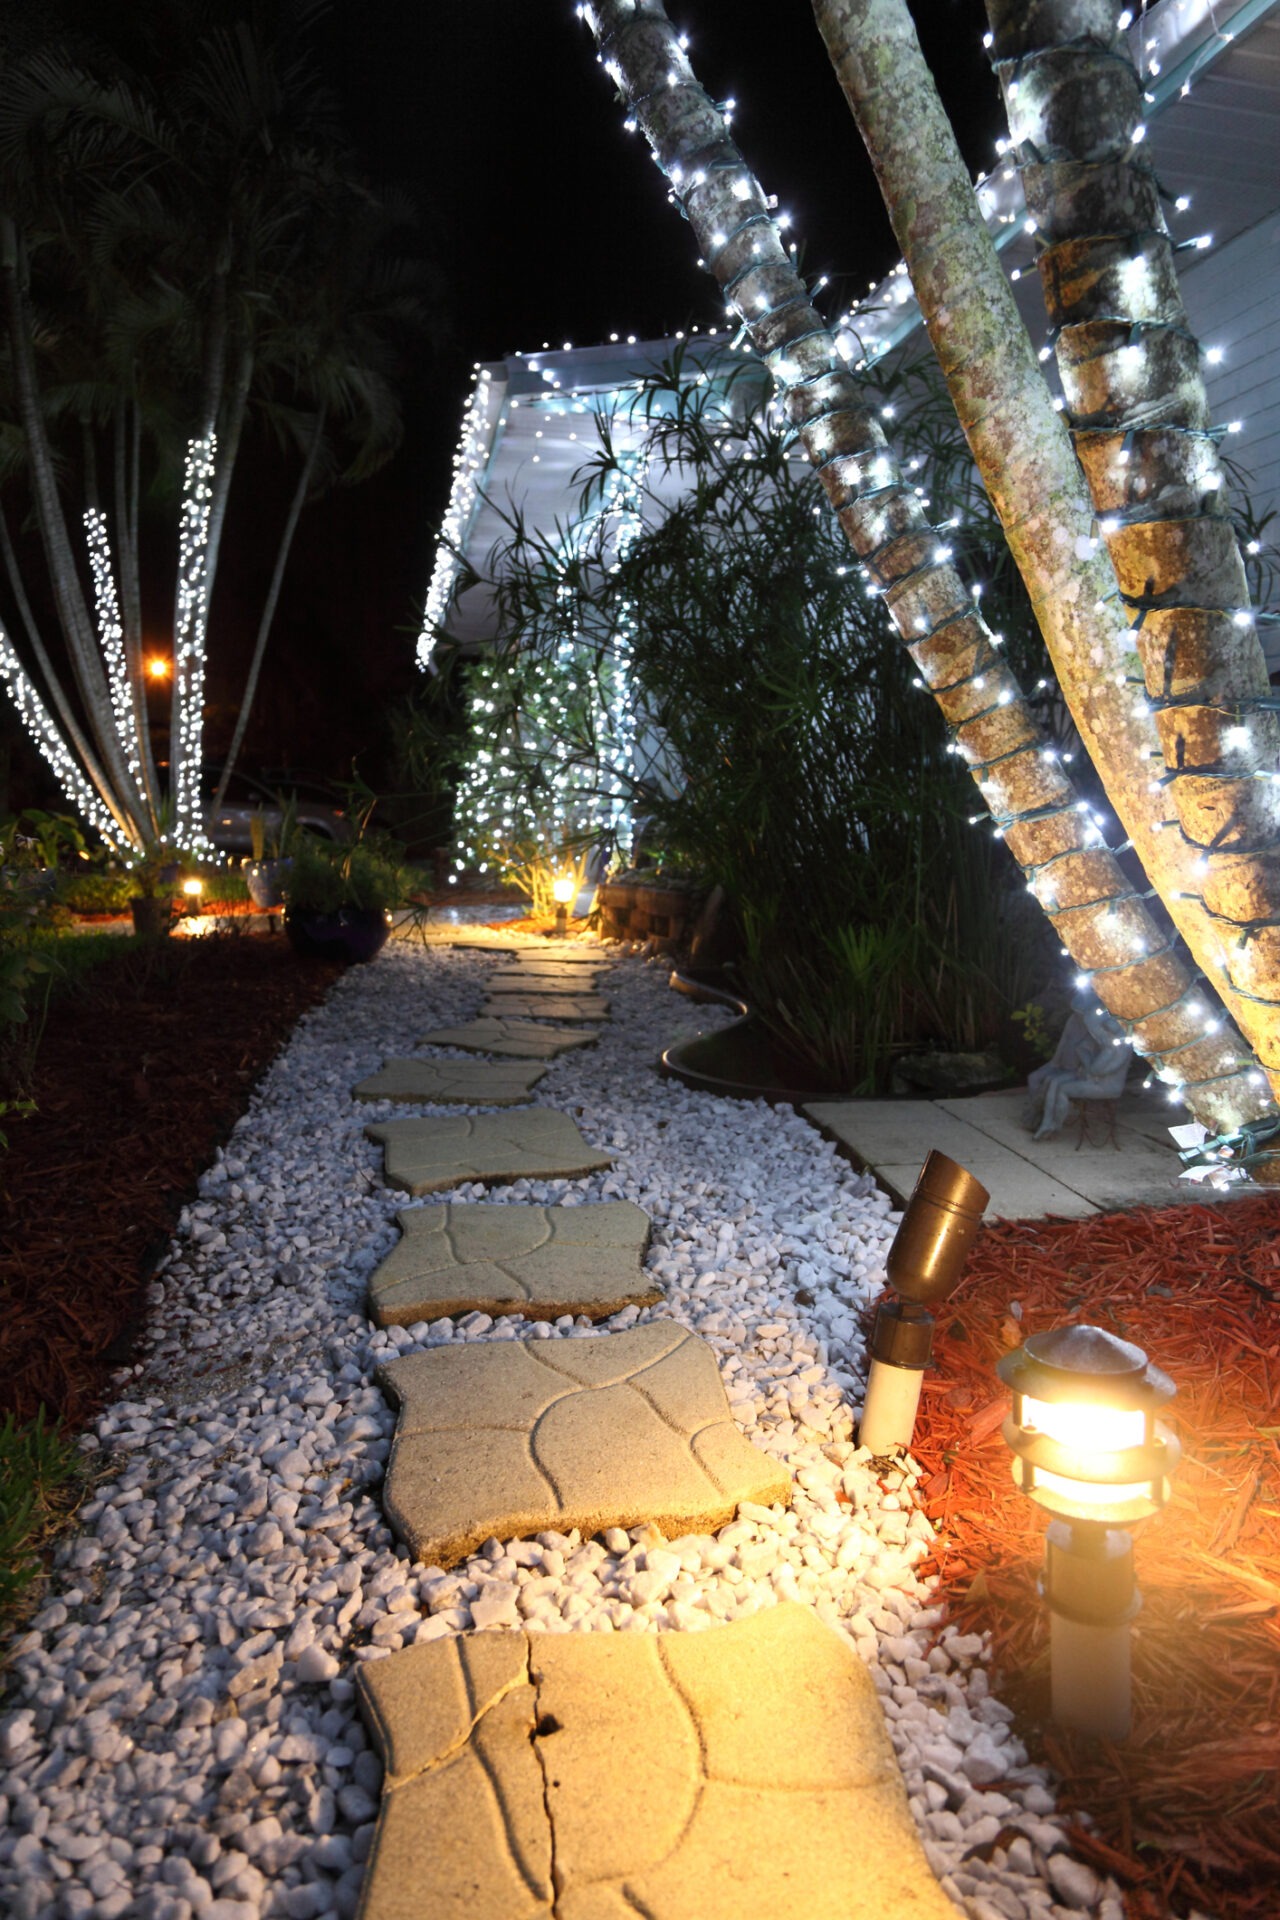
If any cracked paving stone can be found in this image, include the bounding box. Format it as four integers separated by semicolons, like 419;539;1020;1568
376;1319;790;1567
367;1200;659;1326
355;1604;958;1919
480;994;610;1023
366;1110;613;1198
352;1059;547;1106
417;1018;601;1061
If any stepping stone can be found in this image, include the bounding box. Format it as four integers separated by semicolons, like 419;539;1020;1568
417;1017;600;1060
366;1110;613;1197
491;967;610;998
352;1059;546;1106
377;1318;790;1567
355;1604;957;1920
367;1200;658;1326
492;956;611;976
481;993;609;1022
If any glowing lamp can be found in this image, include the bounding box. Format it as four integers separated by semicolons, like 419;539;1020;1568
181;877;204;899
997;1325;1179;1739
858;1151;990;1455
146;655;172;681
552;873;575;936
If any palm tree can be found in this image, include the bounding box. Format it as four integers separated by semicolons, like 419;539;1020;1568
0;0;421;861
807;0;1277;1128
981;0;1280;1116
576;0;1270;1143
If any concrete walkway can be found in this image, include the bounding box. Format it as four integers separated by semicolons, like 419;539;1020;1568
804;1086;1237;1219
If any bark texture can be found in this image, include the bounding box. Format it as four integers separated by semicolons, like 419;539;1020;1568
811;0;1276;1126
582;0;1268;1135
985;0;1280;1098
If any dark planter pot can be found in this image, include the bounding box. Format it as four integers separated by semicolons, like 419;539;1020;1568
284;904;390;964
130;895;172;938
245;857;292;910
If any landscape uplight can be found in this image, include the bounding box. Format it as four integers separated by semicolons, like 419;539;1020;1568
181;877;203;899
859;1150;990;1455
146;655;172;681
998;1324;1179;1739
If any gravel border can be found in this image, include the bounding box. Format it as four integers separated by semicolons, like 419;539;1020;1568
0;940;1124;1920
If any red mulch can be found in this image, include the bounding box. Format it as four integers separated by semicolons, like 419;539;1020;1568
905;1198;1280;1920
0;926;340;1427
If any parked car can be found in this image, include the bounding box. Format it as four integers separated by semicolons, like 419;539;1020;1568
202;769;348;856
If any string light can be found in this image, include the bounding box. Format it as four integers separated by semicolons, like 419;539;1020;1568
0;623;125;849
171;432;217;857
418;370;495;670
83;507;142;794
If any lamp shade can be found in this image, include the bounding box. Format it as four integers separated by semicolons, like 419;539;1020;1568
997;1324;1178;1525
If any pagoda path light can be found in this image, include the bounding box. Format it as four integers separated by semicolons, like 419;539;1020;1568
552;872;576;939
998;1325;1179;1741
859;1151;990;1456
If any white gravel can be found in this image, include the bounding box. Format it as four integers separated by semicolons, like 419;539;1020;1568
0;937;1125;1920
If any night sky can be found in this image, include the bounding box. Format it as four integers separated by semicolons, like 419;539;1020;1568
248;0;1005;782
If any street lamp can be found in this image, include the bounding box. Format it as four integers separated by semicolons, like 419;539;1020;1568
858;1150;990;1455
998;1323;1179;1739
552;873;575;938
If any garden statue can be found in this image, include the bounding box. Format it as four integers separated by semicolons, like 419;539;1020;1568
1024;993;1133;1141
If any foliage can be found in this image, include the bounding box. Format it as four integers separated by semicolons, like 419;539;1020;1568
442;352;1059;1088
0;1406;80;1618
282;830;413;916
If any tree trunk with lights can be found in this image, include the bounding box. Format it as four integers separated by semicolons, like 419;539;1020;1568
809;0;1277;1136
984;0;1280;1114
579;0;1269;1140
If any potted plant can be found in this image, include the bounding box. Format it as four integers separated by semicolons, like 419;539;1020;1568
244;800;295;910
282;828;409;964
127;842;181;938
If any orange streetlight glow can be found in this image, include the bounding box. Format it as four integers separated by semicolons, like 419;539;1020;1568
146;655;172;681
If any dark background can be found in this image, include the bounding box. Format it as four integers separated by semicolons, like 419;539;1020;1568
7;0;1005;807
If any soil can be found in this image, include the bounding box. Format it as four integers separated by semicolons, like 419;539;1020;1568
0;925;341;1428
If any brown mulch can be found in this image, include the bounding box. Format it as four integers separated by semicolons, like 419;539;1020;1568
904;1197;1280;1920
0;926;340;1427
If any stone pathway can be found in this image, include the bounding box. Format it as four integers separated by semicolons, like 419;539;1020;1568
377;1320;791;1568
806;1086;1234;1219
366;1110;613;1195
352;1059;546;1105
355;1604;957;1920
485;973;606;996
419;1016;601;1058
481;991;610;1022
367;1200;658;1326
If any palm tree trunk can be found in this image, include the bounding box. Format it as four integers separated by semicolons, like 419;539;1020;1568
168;336;253;849
114;394;161;824
581;0;1268;1137
0;216;146;838
984;0;1280;1105
811;0;1277;1126
0;500;125;830
213;403;325;813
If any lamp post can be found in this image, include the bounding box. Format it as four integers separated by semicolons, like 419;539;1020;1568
552;873;575;939
859;1151;990;1455
998;1324;1179;1740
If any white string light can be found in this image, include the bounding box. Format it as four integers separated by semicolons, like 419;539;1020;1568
418;369;495;670
0;622;126;849
171;431;217;856
83;506;142;792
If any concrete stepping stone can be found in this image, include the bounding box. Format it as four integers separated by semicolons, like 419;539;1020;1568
490;957;610;977
377;1318;790;1567
485;971;605;995
417;1017;600;1060
366;1110;613;1197
355;1604;957;1920
367;1200;658;1326
481;993;609;1022
353;1059;546;1106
